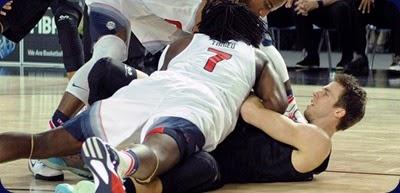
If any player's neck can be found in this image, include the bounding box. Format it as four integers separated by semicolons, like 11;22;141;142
311;118;336;138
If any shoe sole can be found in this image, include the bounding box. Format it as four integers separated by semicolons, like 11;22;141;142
81;137;125;193
41;158;92;179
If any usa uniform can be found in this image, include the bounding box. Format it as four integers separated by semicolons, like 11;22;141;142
86;0;201;49
97;33;256;151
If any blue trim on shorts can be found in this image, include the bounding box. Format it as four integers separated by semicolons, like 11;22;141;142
63;102;104;141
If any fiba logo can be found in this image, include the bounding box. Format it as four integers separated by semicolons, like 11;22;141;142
30;16;58;35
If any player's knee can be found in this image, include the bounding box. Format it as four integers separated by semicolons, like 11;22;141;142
91;35;128;62
145;134;180;165
193;152;220;183
88;3;131;44
88;57;136;104
88;57;112;81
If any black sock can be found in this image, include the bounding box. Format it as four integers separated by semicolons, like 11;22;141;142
51;110;70;128
123;178;136;193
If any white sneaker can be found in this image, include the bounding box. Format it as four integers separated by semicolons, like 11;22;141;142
41;156;93;179
28;159;64;181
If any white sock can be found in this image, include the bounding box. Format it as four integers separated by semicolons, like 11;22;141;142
284;95;307;123
116;150;139;178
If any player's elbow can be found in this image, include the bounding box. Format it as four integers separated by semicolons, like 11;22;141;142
262;95;288;114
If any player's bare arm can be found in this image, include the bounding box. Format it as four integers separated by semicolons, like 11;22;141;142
240;95;331;173
254;48;288;114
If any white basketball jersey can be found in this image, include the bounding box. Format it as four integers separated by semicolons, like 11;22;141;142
85;0;201;48
99;34;256;151
155;34;257;150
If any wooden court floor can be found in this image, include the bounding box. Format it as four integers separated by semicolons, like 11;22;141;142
0;75;399;193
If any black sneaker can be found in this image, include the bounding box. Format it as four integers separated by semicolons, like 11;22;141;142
343;55;369;76
295;56;320;69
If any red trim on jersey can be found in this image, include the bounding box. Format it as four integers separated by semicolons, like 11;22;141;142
165;19;183;29
144;127;165;141
147;127;165;136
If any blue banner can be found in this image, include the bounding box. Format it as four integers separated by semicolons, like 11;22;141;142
0;35;19;62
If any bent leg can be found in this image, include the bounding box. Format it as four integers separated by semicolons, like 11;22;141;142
51;3;132;127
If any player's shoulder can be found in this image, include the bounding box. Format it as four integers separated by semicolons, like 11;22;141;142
254;48;268;65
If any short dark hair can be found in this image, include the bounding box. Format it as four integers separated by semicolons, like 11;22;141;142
334;74;367;130
198;0;266;47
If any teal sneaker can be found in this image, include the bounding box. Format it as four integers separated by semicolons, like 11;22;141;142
55;181;95;193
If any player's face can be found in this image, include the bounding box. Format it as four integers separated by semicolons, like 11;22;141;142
245;0;285;17
304;82;345;122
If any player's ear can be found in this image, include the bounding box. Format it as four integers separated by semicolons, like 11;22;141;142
334;108;346;119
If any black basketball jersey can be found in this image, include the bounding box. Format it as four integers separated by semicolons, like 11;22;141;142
211;117;330;183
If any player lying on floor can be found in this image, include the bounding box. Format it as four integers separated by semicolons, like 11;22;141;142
55;72;367;193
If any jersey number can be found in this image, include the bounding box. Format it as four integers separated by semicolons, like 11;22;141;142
204;48;232;72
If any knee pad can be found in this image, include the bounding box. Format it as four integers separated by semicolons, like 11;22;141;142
88;3;131;46
53;10;84;72
88;57;137;104
92;35;128;62
66;35;128;104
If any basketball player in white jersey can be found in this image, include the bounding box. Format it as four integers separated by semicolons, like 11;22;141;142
48;0;299;134
0;1;288;191
32;0;304;181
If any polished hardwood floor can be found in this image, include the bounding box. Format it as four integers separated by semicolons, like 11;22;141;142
0;71;399;192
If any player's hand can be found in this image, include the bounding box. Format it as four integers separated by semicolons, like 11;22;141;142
358;0;374;14
285;0;295;8
1;1;13;16
295;0;319;16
